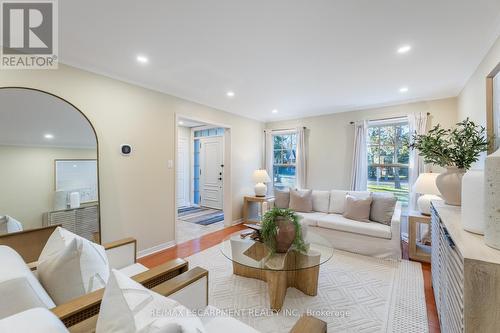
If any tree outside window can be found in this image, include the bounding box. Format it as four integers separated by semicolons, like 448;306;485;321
367;122;410;207
273;133;297;189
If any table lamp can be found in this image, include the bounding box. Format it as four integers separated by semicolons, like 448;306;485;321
253;169;271;197
414;173;442;215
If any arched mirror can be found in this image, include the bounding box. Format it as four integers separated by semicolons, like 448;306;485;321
0;88;100;242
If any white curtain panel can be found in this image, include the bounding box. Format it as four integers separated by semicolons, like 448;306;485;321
350;121;368;190
296;127;307;189
264;129;274;195
408;112;428;211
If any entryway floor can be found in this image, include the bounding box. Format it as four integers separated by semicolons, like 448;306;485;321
176;219;225;243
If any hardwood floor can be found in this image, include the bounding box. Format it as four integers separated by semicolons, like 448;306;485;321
139;224;246;268
138;226;440;332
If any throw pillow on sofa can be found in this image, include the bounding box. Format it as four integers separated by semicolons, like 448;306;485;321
343;194;373;222
329;190;370;214
96;269;205;333
311;190;330;213
37;237;110;305
289;188;313;213
274;188;290;208
370;192;397;225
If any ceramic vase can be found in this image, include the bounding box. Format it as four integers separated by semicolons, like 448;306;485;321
461;169;485;234
275;217;296;253
436;167;465;206
485;149;500;249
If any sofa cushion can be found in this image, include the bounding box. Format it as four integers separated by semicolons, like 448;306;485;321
201;306;260;333
37;238;110;305
311;190;330;213
295;212;328;227
343;194;372;222
0;308;69;333
96;269;206;333
289;189;313;213
274;188;290;209
370;192;397;225
316;214;392;239
328;190;370;214
0;246;55;319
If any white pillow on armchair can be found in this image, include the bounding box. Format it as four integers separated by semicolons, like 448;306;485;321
97;269;205;333
37;236;110;305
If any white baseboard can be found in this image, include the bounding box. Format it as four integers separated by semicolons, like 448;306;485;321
137;240;176;258
232;218;243;225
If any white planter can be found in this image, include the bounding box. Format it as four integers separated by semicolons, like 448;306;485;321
485;149;500;249
436;167;465;206
461;169;485;234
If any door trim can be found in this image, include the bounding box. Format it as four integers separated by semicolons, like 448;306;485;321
174;114;233;241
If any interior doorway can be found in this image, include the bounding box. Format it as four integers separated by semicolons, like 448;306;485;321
175;116;231;244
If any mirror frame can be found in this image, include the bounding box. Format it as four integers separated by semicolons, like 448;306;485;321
486;62;500;154
0;86;102;244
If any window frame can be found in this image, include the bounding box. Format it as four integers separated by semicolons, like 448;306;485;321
366;118;410;207
271;130;298;189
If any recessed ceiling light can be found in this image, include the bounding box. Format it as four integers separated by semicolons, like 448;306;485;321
399;87;409;93
178;121;184;125
397;45;412;54
136;55;149;64
226;91;235;98
272;109;278;114
44;133;54;139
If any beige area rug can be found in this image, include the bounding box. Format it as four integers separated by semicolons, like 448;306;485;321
187;246;428;333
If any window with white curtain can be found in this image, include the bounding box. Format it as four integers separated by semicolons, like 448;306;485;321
367;118;410;208
273;132;297;189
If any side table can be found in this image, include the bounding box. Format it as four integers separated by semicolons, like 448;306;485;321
243;195;274;224
408;211;431;263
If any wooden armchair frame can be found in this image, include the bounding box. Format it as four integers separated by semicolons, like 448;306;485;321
0;225;189;327
0;226;327;333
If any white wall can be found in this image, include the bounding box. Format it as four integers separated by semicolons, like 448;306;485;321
458;35;500;165
266;98;458;190
0;64;263;252
0;145;96;230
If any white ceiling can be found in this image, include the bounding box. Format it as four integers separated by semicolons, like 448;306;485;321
0;88;97;148
60;0;500;122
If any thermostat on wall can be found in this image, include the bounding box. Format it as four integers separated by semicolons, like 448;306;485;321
120;144;132;156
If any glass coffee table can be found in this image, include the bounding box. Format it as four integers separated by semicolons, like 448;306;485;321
220;230;334;310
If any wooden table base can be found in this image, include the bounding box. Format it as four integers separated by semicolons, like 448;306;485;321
233;262;319;310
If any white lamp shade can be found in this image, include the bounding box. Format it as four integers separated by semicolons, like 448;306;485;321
414;173;441;196
252;169;271;183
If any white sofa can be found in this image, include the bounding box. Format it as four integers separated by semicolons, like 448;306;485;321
293;190;402;260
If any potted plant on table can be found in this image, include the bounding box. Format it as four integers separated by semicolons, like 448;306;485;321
260;208;307;254
410;118;489;206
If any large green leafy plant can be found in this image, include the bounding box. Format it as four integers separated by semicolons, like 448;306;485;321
260;208;306;254
409;118;489;170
